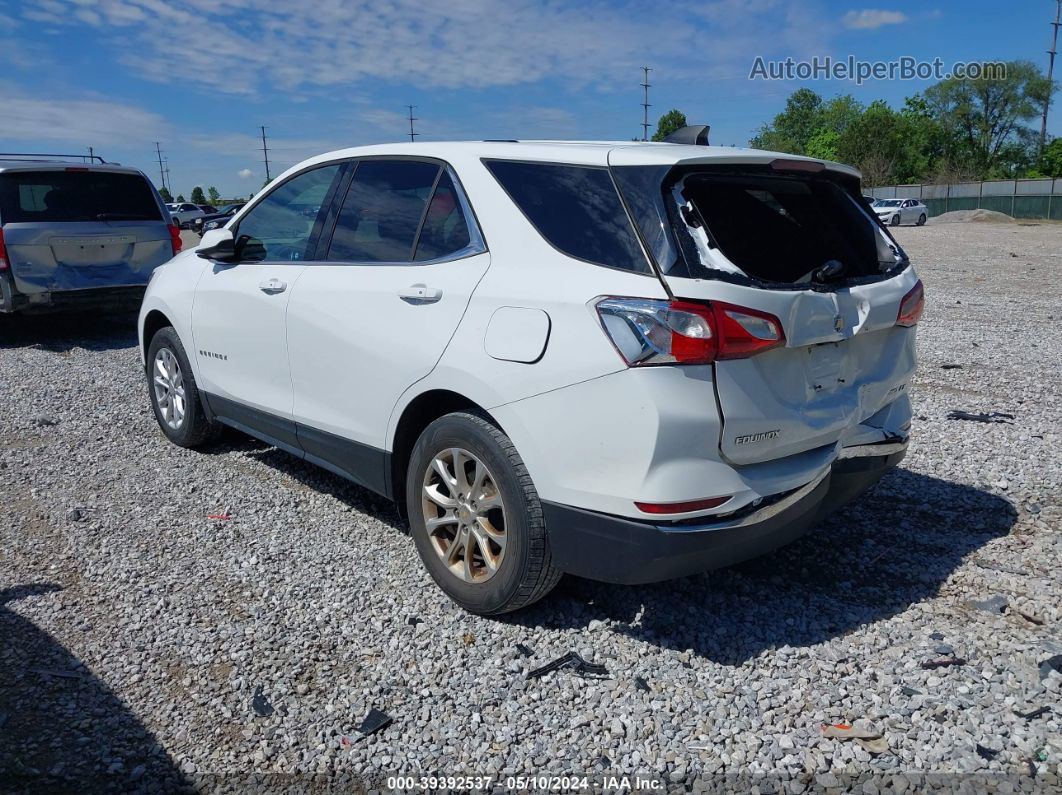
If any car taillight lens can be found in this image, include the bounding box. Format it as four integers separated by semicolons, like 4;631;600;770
896;279;924;327
635;495;732;514
0;228;8;271
596;297;784;366
168;223;182;256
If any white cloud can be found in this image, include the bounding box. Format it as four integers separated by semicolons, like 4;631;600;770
18;0;831;96
842;9;909;30
0;87;170;145
237;168;254;179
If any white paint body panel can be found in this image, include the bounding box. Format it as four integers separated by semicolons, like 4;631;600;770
286;253;491;449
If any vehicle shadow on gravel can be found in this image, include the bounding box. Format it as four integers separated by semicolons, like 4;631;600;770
507;468;1018;665
240;446;406;531
0;311;139;352
0;583;191;791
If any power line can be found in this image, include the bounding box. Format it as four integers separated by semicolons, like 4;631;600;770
641;66;652;141
260;125;272;183
407;105;419;142
1040;0;1061;156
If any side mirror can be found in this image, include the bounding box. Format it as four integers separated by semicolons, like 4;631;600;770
196;228;238;262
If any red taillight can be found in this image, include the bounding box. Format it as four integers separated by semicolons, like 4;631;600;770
596;297;784;366
635;495;732;514
0;228;7;271
711;301;787;360
896;279;924;327
168;223;182;256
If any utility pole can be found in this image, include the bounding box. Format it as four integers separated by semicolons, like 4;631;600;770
407;105;419;142
1041;0;1062;157
163;158;170;192
88;146;94;162
641;66;652;141
155;142;165;188
260;125;271;183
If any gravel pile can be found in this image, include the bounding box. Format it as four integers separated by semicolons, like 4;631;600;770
1;222;1059;792
929;209;1016;225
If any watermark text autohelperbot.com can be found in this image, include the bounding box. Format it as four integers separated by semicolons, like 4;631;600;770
750;56;1007;85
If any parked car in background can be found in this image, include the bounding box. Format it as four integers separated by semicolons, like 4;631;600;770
139;139;921;614
874;198;927;226
166;202;206;228
193;203;246;234
0;155;180;313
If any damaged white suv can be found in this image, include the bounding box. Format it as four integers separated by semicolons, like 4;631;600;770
139;134;922;614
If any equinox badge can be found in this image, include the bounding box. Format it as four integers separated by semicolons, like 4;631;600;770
735;429;781;445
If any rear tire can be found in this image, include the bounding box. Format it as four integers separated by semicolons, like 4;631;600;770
917;213;927;226
406;412;560;615
146;326;220;448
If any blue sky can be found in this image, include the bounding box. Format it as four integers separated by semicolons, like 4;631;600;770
1;0;1058;198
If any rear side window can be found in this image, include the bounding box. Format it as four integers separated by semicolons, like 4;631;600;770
484;160;649;273
0;170;162;223
327;160;440;262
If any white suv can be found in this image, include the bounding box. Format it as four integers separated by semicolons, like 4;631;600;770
139;139;922;614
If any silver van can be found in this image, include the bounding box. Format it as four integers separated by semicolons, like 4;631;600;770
0;155;179;313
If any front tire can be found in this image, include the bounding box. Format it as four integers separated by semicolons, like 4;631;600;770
890;214;900;226
146;326;220;448
406;412;560;615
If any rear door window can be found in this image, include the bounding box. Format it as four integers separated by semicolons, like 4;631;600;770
484;160;649;273
413;171;473;261
327;159;440;263
0;170;162;223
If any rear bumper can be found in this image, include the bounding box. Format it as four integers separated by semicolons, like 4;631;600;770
543;441;906;585
0;279;146;314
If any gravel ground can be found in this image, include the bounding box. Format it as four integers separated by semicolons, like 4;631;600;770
1;222;1059;793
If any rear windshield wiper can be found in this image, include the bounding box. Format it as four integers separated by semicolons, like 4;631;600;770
96;213;159;221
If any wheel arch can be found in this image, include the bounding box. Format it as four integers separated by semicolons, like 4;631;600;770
389;389;504;518
142;309;174;366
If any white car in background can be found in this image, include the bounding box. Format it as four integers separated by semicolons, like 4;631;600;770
139;139;922;614
874;198;928;226
165;202;206;227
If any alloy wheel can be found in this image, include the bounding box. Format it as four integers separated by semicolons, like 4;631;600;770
421;447;507;583
152;347;186;430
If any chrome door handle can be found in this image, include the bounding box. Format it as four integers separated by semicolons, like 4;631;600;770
258;278;287;294
398;284;442;303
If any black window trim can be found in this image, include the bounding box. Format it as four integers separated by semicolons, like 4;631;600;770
480;157;656;278
317;154;488;268
230;158;349;266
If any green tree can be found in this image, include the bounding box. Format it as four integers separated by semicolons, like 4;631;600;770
750;88;824;154
158;185;173;202
208;186;220;204
921;60;1053;178
651;109;688;142
176;194;186;202
1039;137;1062;177
805;129;840;161
189;186;207;205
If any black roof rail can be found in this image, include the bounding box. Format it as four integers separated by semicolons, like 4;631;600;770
0;152;109;164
